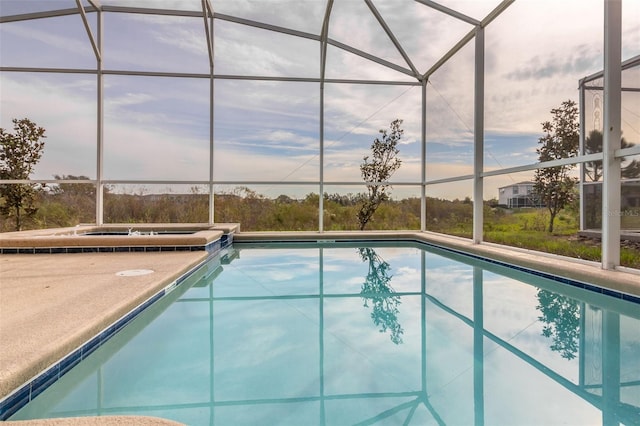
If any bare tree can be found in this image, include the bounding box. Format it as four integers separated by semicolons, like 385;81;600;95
358;119;403;230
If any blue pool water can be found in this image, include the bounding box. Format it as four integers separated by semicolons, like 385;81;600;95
7;241;640;425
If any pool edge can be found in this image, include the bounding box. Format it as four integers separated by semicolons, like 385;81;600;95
233;231;640;300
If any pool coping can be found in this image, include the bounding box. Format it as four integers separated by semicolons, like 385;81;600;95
0;224;239;254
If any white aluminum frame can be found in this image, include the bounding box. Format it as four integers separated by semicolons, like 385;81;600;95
0;0;631;270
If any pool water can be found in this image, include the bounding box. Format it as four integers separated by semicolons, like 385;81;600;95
9;242;640;425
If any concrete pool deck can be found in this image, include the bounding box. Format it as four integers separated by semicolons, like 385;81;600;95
1;229;639;425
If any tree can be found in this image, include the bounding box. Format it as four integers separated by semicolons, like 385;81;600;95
0;118;46;231
533;101;579;233
358;119;403;230
584;129;640;181
52;174;96;198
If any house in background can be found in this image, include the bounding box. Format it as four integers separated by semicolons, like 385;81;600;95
498;181;543;208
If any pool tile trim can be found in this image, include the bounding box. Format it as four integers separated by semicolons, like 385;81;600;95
0;233;230;255
2;244;207;255
0;236;230;421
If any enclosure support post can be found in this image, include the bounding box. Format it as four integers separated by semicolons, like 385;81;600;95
208;13;215;225
96;10;104;225
421;79;427;232
319;1;333;233
319;78;325;233
472;27;484;244
578;79;586;232
601;0;622;269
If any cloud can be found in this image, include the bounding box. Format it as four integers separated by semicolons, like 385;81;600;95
105;92;156;109
214;20;319;77
103;13;210;72
214;0;328;34
1;19;91;55
0;74;97;179
505;47;601;81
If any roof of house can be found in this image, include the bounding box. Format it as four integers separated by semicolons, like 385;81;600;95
498;181;535;189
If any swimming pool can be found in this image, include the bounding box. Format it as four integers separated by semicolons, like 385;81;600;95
6;241;640;425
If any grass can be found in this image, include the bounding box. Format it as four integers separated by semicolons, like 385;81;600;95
483;208;640;269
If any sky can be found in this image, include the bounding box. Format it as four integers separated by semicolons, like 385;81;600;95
0;0;639;200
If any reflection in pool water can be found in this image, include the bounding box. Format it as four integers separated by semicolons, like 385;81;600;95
9;242;640;425
358;247;404;345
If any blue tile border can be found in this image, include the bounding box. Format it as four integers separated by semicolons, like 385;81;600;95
0;244;213;255
0;235;231;421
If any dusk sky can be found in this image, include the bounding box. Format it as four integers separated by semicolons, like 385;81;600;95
1;0;638;199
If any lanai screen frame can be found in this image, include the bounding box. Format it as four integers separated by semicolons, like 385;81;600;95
578;54;640;231
0;0;633;270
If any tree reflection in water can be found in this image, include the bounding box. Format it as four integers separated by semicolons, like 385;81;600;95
357;248;404;344
536;289;580;360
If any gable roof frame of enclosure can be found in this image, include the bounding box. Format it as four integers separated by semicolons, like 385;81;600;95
0;0;628;270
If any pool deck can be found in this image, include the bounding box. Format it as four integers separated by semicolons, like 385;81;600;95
1;229;639;425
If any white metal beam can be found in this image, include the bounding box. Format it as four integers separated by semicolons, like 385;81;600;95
203;0;215;225
472;28;484;244
75;0;101;62
0;8;88;23
96;9;104;225
319;0;334;233
480;0;516;27
423;28;475;79
423;0;514;80
414;0;480;26
426;175;475;185
0;66;419;85
0;67;97;74
214;13;319;41
214;74;419;85
601;0;622;269
616;145;640;157
579;75;587;231
101;5;201;18
327;38;416;77
580;54;640;84
481;152;604;177
320;0;334;79
421;80;427;232
364;0;420;77
200;0;214;70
